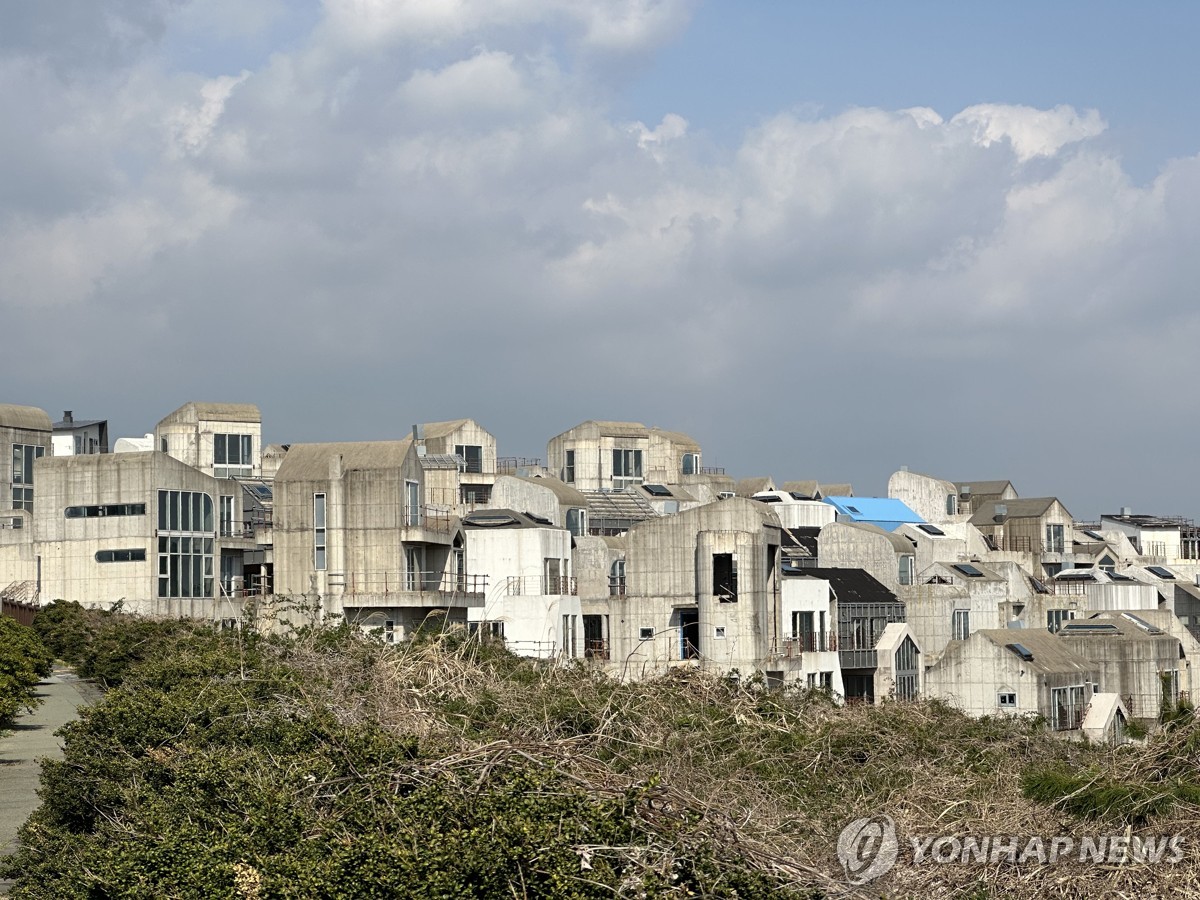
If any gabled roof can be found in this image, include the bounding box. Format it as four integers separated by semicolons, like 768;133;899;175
648;426;700;449
969;497;1060;525
157;402;261;427
736;476;774;497
0;404;52;432
954;480;1015;497
275;441;409;481
974;629;1095;676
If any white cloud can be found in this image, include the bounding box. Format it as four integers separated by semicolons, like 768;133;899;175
951;103;1106;162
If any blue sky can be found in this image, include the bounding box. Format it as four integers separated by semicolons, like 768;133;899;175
626;3;1195;181
3;0;1200;519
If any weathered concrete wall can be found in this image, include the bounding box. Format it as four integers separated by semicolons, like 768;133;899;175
888;470;961;523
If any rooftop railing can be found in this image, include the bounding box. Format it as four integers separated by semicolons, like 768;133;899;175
327;571;487;596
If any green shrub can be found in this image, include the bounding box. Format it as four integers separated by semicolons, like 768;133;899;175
0;617;54;724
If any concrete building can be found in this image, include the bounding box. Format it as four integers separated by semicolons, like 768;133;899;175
272;441;483;638
1057;613;1183;721
546;420;731;501
970;497;1076;577
51;411;109;456
751;491;837;529
402;419;498;512
1;405;52;599
463;509;580;659
779;572;844;695
34;451;229;617
802;567;914;701
490;474;590;537
888;469;964;522
818;521;915;596
155;402;263;481
925;629;1102;730
608;498;794;681
952;480;1018;518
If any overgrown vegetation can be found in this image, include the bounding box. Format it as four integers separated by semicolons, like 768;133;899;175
5;613;1200;897
0;616;53;724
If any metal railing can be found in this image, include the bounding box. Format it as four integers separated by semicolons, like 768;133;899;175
698;466;726;475
497;457;541;474
780;633;838;655
328;571;487;595
503;575;578;596
402;506;454;534
585;639;610;660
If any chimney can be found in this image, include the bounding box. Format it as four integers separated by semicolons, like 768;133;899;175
412;424;426;457
1120;506;1133;517
63;410;73;424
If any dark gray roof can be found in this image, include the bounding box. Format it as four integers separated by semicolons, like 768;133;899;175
800;568;900;606
970;497;1061;525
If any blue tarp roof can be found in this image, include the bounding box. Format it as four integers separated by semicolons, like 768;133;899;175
823;496;924;532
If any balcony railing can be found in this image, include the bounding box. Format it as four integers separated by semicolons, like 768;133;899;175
403;506;454;534
220;577;272;599
328;571;487;596
699;466;726;476
779;633;838;655
497;457;541;474
503;575;578;596
585;639;610;660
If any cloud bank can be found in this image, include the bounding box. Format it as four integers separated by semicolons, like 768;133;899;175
3;0;1199;515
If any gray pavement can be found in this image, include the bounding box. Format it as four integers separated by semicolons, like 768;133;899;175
0;672;97;893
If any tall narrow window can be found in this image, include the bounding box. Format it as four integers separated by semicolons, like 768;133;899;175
220;495;234;536
405;546;423;591
609;559;626;596
952;609;970;641
544;558;562;595
713;552;738;601
314;493;326;571
898;554;914;586
565;507;585;537
11;444;45;511
682;453;699;476
564;449;575;483
405;480;421;526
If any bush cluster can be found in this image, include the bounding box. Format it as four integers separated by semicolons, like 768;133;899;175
0;616;53;724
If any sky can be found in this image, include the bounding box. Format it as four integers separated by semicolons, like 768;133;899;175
4;0;1200;521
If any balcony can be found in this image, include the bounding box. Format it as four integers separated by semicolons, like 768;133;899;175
503;575;578;596
585;639;610;660
401;506;456;538
779;633;838;656
497;457;541;474
328;571;486;598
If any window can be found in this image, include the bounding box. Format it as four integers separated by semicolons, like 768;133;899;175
1050;685;1088;731
314;493;326;571
952;563;984;578
609;559;626;596
952;609;970;641
454;444;483;474
639;626;654;641
998;692;1018;708
564;449;575;483
405;546;424;591
1045;524;1065;553
220;495;234;536
714;625;727;640
95;549;146;563
820;671;834;691
65;503;147;518
1046;608;1074;634
894;636;920;700
459;483;492;505
918;523;946;536
713;553;738;601
612;448;643;487
160;437;169;453
214;433;253;468
946;494;957;515
404;480;421;526
565;507;586;537
898;554;914;586
156;490;215;599
682;453;699;476
11;444;45;511
544;558;562;595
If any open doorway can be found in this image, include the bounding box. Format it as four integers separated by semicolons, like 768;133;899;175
679;608;700;659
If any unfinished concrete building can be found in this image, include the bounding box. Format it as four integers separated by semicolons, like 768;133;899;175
272;441;482;638
155;402;263;480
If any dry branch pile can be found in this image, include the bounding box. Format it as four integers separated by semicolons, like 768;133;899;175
5;622;1200;898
